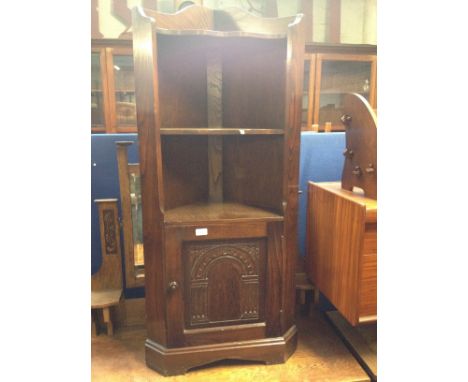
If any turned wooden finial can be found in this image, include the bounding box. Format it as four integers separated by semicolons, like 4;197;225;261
340;114;352;125
352;166;362;176
342;148;354;158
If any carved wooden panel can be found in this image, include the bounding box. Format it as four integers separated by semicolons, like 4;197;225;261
93;199;122;291
103;208;118;255
183;239;266;328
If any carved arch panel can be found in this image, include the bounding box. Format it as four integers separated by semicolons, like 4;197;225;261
183;239;266;328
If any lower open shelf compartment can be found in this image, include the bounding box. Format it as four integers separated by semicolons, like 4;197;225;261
164;202;283;225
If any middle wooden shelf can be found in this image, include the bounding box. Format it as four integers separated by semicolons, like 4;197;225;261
164;202;284;225
160;128;284;135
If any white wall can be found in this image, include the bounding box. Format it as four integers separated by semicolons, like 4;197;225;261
341;0;376;44
94;0;377;44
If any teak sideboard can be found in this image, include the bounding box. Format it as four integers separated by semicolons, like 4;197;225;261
306;181;377;326
131;5;305;375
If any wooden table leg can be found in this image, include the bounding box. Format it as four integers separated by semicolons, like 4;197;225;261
102;307;114;336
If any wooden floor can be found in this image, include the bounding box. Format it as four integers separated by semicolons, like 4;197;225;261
326;311;377;381
92;306;370;382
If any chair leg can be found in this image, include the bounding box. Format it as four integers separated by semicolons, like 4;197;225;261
102;307;114;336
299;289;306;305
91;310;99;337
313;287;320;305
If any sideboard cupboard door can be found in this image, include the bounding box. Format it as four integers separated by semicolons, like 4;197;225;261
163;222;283;347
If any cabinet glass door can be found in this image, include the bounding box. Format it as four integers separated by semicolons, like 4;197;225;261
113;54;137;130
314;54;376;131
302;59;311;128
91;52;105;130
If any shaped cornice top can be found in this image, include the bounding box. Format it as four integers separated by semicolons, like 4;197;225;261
136;5;303;38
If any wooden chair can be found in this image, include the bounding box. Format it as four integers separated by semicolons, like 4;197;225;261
92;199;123;336
295;272;319;316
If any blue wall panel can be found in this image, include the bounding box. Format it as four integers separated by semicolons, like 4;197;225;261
298;132;345;258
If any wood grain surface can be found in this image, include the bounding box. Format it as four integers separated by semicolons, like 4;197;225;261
223;136;284;214
161;135;209;210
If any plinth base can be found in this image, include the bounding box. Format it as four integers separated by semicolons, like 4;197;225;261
145;325;298;376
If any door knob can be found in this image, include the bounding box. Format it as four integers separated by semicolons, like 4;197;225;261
341;114;352;125
168;281;178;291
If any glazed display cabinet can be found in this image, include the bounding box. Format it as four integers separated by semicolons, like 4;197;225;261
91;41;137;134
301;44;377;132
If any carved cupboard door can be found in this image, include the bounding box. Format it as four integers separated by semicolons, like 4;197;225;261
164;221;283;347
183;239;265;328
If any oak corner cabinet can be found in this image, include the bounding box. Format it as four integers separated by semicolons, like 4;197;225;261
131;5;305;376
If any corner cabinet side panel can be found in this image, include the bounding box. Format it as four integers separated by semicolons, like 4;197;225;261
132;9;167;345
282;17;306;332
